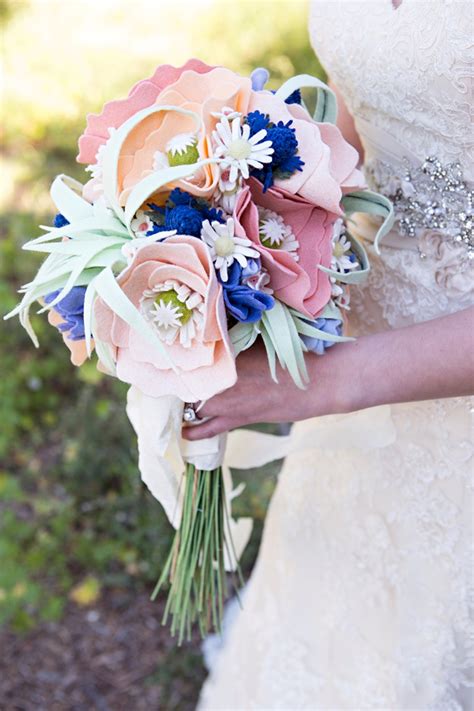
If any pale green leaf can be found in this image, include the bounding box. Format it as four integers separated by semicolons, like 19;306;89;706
275;74;337;124
92;267;177;372
342;190;394;254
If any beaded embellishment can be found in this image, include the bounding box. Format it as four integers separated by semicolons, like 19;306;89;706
365;156;474;258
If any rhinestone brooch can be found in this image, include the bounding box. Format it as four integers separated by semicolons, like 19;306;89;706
366;156;474;258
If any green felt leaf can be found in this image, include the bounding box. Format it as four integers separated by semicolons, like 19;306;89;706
91;267;177;372
292;315;353;344
101;103;203;224
318;301;343;320
94;338;116;375
229;321;260;357
29;236;126;255
342;190;395;254
124;158;220;232
8;269;101;347
260;327;277;383
27;216;129;246
275;73;337;124
261;301;308;389
50;174;94;222
6;166;131;344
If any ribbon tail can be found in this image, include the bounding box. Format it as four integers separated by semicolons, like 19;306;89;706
126;386;184;527
225;405;397;470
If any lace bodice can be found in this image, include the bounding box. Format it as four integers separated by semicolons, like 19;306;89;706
310;0;474;331
310;0;473;177
199;5;474;709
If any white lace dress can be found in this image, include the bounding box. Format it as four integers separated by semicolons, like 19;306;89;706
199;2;474;708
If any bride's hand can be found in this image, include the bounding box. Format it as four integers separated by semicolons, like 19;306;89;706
182;307;474;441
182;340;356;440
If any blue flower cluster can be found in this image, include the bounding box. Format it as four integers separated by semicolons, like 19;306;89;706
44;286;87;341
245;111;305;192
302;318;342;356
147;189;224;238
250;67;302;104
54;213;69;228
283;88;302;106
45;214;87;341
218;260;274;323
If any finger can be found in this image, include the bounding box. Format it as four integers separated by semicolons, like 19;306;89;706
182;417;234;440
197;388;240;419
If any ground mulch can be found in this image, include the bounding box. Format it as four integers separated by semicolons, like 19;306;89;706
0;589;207;711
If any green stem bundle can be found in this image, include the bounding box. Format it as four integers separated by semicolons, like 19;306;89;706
152;464;243;644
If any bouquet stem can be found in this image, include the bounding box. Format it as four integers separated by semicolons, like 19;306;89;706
152;463;243;644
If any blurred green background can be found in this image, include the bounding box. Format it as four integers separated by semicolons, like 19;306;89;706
0;1;324;707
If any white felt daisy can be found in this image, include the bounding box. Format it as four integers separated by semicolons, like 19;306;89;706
141;279;204;348
201;217;259;281
130;209;154;238
216;186;241;215
258;208;299;260
331;219;358;272
330;277;350;310
211;106;242;122
215;169;244;214
212;115;274;186
85;127;116;181
165;132;199;166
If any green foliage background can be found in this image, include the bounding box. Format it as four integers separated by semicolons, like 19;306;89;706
1;0;324;633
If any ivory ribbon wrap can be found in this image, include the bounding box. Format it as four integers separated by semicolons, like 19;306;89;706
225;404;397;470
126;386;252;572
127;383;396;571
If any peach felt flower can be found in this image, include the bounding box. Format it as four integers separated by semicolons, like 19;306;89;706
248;91;366;214
78;61;253;207
77;60;214;165
233;180;334;317
93;236;236;402
47;309;92;366
43;285;93;367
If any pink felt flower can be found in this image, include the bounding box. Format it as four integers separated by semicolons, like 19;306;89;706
78;60;253;207
93;236;236;402
233;180;334;318
248;92;366;214
77;59;213;165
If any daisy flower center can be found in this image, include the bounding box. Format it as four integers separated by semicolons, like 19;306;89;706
154;290;193;326
215;235;237;257
258;208;299;261
140;280;204;348
212;114;274;188
228;138;253;161
166;133;199;167
201;217;259;281
333;242;346;259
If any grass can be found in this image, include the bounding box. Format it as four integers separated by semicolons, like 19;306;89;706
0;0;322;703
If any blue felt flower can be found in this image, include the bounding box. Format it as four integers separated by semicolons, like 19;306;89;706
164;204;204;237
246;111;271;135
283;89;302;105
250;67;270;91
302;318;343;356
241;257;262;279
44;287;87;340
147;189;224;237
54;213;69;228
218;261;274;323
245;113;304;191
249;67;302;106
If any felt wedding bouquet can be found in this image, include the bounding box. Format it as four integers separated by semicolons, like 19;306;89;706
6;60;393;642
